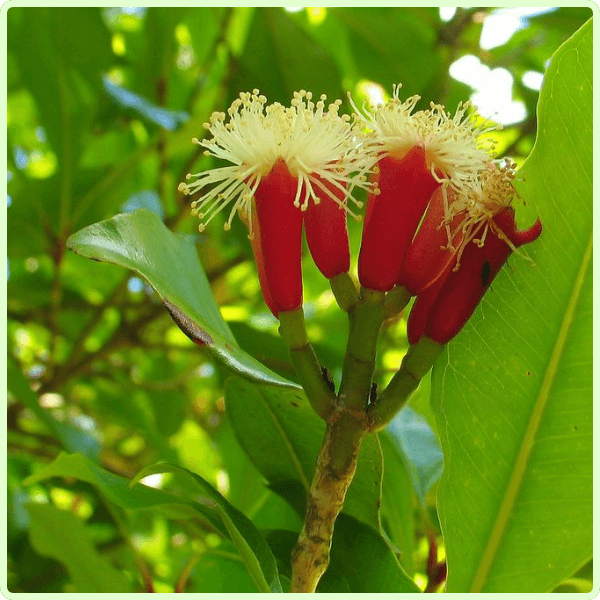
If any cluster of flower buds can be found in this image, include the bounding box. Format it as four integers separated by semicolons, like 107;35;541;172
179;85;541;345
178;89;376;316
350;86;541;344
406;163;542;344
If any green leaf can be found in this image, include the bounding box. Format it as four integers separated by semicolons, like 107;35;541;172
266;515;421;593
329;515;420;592
89;377;176;461
66;209;297;388
233;8;343;105
385;406;443;506
130;463;283;593
8;8;111;160
103;78;189;131
431;21;592;593
186;544;258;593
27;503;130;593
332;8;439;98
378;432;416;575
227;321;298;382
23;452;210;522
225;376;383;533
24;451;281;594
8;357;100;461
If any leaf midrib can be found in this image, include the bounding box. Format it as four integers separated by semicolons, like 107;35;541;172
469;230;593;593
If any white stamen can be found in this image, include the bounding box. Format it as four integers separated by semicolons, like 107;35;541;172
349;83;499;199
443;159;521;268
180;89;378;231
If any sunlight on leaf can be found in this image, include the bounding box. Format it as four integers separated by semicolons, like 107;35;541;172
432;20;592;593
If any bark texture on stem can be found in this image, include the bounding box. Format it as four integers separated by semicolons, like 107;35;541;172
290;411;366;593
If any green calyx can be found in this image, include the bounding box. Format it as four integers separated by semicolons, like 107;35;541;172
330;272;359;312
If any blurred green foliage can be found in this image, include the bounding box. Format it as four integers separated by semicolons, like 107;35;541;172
7;7;591;593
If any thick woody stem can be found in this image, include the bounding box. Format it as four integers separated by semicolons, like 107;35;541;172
290;411;366;593
290;288;385;592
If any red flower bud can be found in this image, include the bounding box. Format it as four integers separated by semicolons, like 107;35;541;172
180;89;376;317
304;175;351;279
249;208;278;316
407;259;455;345
358;144;440;291
411;208;542;344
253;160;304;315
400;186;465;295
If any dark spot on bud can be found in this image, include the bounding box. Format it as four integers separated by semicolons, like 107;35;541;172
290;401;299;408
481;261;492;288
526;370;532;376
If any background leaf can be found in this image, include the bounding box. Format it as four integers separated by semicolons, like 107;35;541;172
27;503;131;593
25;452;282;593
225;376;383;533
385;406;444;506
8;356;100;461
24;452;210;520
231;8;343;104
131;462;283;593
431;20;592;593
378;432;416;575
185;542;258;593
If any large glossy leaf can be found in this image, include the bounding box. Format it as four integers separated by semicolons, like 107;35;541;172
225;376;383;533
431;21;592;593
131;463;283;593
27;503;131;593
66;209;297;388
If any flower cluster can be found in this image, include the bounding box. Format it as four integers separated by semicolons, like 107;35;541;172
180;85;541;344
406;163;542;345
179;89;376;315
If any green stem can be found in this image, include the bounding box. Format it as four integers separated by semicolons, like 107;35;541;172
279;309;336;420
290;287;388;591
338;287;386;413
368;337;444;430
